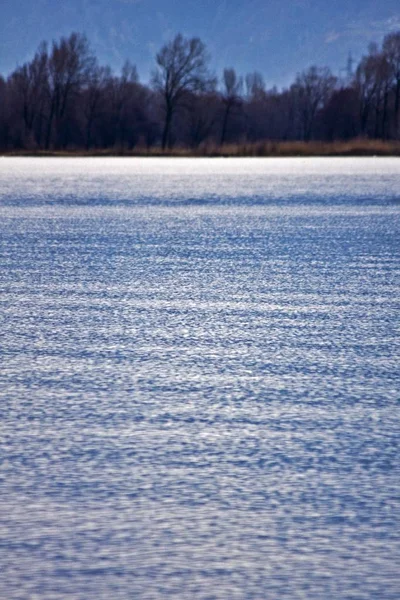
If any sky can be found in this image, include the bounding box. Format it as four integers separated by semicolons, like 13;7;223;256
1;0;400;89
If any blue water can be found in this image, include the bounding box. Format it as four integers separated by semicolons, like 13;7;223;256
1;157;399;599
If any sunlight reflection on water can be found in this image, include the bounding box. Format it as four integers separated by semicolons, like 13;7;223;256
0;158;399;599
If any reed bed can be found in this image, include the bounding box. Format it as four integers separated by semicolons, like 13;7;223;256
4;138;400;157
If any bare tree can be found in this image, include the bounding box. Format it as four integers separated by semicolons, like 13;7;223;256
372;54;391;138
106;61;139;149
220;68;243;145
9;43;48;147
293;66;337;140
186;91;219;147
2;27;400;152
45;32;96;148
355;55;378;135
383;31;400;137
0;75;11;149
354;48;393;137
152;34;214;149
321;87;358;140
245;71;266;101
82;64;111;149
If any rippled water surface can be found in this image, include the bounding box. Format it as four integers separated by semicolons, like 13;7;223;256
1;157;399;599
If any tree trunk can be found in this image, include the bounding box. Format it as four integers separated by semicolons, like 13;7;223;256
220;103;231;145
162;107;172;150
382;89;388;139
395;79;400;138
86;117;93;150
45;102;54;150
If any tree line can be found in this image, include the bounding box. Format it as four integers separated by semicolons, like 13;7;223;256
0;30;400;151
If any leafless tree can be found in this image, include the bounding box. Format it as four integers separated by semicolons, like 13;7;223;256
152;34;215;149
2;28;400;151
245;71;265;101
372;54;391;138
383;31;400;137
45;32;96;148
106;61;140;148
186;91;219;147
82;64;111;149
293;66;337;140
9;43;48;147
0;75;11;149
220;68;243;145
354;47;393;137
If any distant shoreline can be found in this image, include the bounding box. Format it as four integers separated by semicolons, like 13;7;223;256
2;140;400;158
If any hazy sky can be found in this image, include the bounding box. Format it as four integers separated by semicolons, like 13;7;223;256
2;0;400;88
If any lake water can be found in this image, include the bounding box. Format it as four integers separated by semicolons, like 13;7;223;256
0;157;399;599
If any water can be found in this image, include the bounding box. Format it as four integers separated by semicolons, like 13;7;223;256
0;157;399;599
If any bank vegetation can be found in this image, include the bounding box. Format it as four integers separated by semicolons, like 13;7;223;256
1;30;400;154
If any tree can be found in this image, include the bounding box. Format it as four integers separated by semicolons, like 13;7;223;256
9;43;48;147
371;53;391;138
293;66;337;140
152;34;214;149
107;61;139;149
82;64;111;149
245;71;265;101
354;47;392;138
185;91;219;147
383;31;400;137
321;87;358;140
220;68;243;145
45;32;96;148
2;27;400;151
0;75;11;149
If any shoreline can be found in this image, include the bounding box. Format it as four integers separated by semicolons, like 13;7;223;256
2;140;400;158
